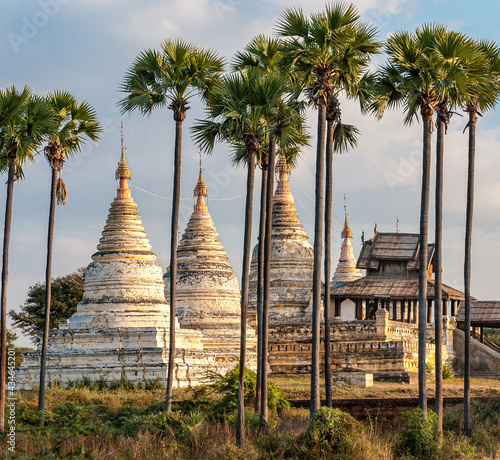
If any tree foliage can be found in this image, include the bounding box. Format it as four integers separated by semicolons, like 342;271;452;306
9;268;85;343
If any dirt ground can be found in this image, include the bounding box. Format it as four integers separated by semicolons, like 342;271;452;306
270;375;500;400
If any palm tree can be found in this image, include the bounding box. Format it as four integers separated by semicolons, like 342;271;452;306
118;39;224;413
0;85;53;432
192;69;286;446
434;97;447;432
276;2;380;415
261;100;308;433
462;40;500;435
38;90;102;420
371;24;479;413
233;35;308;431
233;35;283;417
324;95;359;407
430;31;482;434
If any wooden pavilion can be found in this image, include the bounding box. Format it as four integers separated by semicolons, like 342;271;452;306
330;232;465;322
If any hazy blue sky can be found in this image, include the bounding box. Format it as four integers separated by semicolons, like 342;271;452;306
2;0;500;346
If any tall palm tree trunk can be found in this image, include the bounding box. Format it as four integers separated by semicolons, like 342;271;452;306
255;162;268;416
311;104;326;416
236;148;256;447
260;138;275;434
324;117;334;408
464;106;477;436
418;114;432;414
434;113;445;433
166;118;183;413
0;156;16;433
38;165;58;420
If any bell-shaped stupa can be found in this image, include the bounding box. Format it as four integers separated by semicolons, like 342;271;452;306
249;154;314;325
331;197;362;287
164;156;256;360
69;134;173;329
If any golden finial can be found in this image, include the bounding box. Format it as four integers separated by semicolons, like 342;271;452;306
194;150;208;197
115;121;131;181
341;194;353;239
275;153;291;175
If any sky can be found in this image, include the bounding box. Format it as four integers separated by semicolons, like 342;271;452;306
2;0;500;346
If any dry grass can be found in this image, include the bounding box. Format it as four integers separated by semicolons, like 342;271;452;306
2;379;500;459
270;375;500;400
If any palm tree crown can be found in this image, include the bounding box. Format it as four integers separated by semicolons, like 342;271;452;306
276;2;380;107
118;38;224;120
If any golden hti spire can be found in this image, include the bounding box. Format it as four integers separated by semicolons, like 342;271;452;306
341;194;353;239
115;122;131;198
275;153;291;177
194;150;208;197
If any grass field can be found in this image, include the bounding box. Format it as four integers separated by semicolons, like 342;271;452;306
1;374;499;459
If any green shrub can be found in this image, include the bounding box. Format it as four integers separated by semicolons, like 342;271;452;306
300;407;368;458
51;401;105;428
395;407;439;457
208;365;289;421
442;365;452;380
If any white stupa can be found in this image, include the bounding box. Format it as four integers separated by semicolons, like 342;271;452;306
331;198;362;287
164;158;256;369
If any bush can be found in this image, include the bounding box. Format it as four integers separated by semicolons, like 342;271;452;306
300;407;369;458
207;366;289;421
442;365;452;380
395;407;439;457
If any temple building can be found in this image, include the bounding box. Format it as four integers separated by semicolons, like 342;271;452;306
164;159;256;366
330;232;464;323
248;154;314;326
325;231;466;381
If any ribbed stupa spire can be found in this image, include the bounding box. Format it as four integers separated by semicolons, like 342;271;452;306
164;155;244;347
331;196;362;286
115;121;132;199
69;128;171;329
272;154;308;240
249;153;314;325
174;158;234;275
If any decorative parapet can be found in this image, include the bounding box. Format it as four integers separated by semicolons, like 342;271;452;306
269;311;422;344
330;321;376;341
387;321;419;341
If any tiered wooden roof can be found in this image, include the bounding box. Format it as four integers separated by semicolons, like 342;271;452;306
357;232;435;271
456;301;500;327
